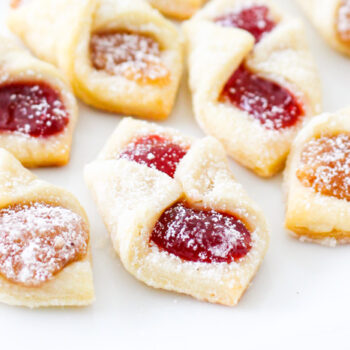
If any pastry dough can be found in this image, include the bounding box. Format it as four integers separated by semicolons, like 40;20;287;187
284;107;350;246
0;36;78;167
147;0;205;19
0;149;94;307
296;0;350;56
85;118;269;306
183;0;321;177
8;0;183;120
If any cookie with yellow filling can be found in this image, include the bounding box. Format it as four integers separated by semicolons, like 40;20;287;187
296;0;350;57
0;149;94;307
8;0;183;120
284;108;350;245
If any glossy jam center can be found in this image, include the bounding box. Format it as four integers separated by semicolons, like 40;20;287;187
337;0;350;42
151;202;252;263
220;64;303;130
215;5;276;43
0;82;69;137
90;31;169;83
0;203;89;287
119;134;187;178
297;134;350;201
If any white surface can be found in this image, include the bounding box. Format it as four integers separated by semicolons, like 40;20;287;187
1;1;350;349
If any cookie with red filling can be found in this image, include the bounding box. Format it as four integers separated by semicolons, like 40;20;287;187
183;0;321;177
0;37;77;167
85;118;269;306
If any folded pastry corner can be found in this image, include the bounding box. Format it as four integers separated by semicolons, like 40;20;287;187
297;0;350;57
183;0;321;177
85;118;269;306
284;107;350;246
147;0;205;19
8;0;183;120
0;36;78;167
0;148;94;307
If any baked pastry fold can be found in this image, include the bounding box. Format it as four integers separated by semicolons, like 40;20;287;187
147;0;205;19
8;0;183;120
0;36;78;167
183;0;321;177
284;107;350;246
296;0;350;56
85;118;269;306
0;149;94;307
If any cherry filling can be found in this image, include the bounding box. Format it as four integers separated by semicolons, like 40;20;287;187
119;134;188;178
0;82;69;137
337;0;350;42
297;134;350;201
220;64;304;130
90;31;169;83
0;203;89;287
215;5;276;43
151;202;252;263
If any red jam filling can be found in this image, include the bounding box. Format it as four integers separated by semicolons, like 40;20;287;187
0;203;89;287
0;82;69;137
151;202;252;263
215;5;276;43
119;135;188;178
220;64;304;130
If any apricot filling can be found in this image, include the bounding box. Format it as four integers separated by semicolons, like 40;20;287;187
0;203;89;287
337;0;350;43
220;64;304;130
215;5;276;43
151;202;252;263
119;134;188;178
296;134;350;201
10;0;22;8
90;31;169;84
0;82;69;137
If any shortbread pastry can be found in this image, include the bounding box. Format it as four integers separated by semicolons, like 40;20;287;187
85;118;269;306
8;0;183;120
0;36;77;167
147;0;205;19
183;0;321;177
0;149;94;307
284;107;350;246
296;0;350;56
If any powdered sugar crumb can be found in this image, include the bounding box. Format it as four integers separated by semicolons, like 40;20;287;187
0;203;88;287
90;31;168;82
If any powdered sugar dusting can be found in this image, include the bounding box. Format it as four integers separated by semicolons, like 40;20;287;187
297;133;350;201
214;4;276;43
119;134;188;178
0;203;88;287
0;82;69;137
151;202;252;263
220;64;304;130
338;0;350;42
90;31;169;83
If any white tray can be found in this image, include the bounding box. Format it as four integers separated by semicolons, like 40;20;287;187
0;1;349;349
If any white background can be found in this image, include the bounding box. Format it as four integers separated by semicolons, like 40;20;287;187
1;1;350;349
